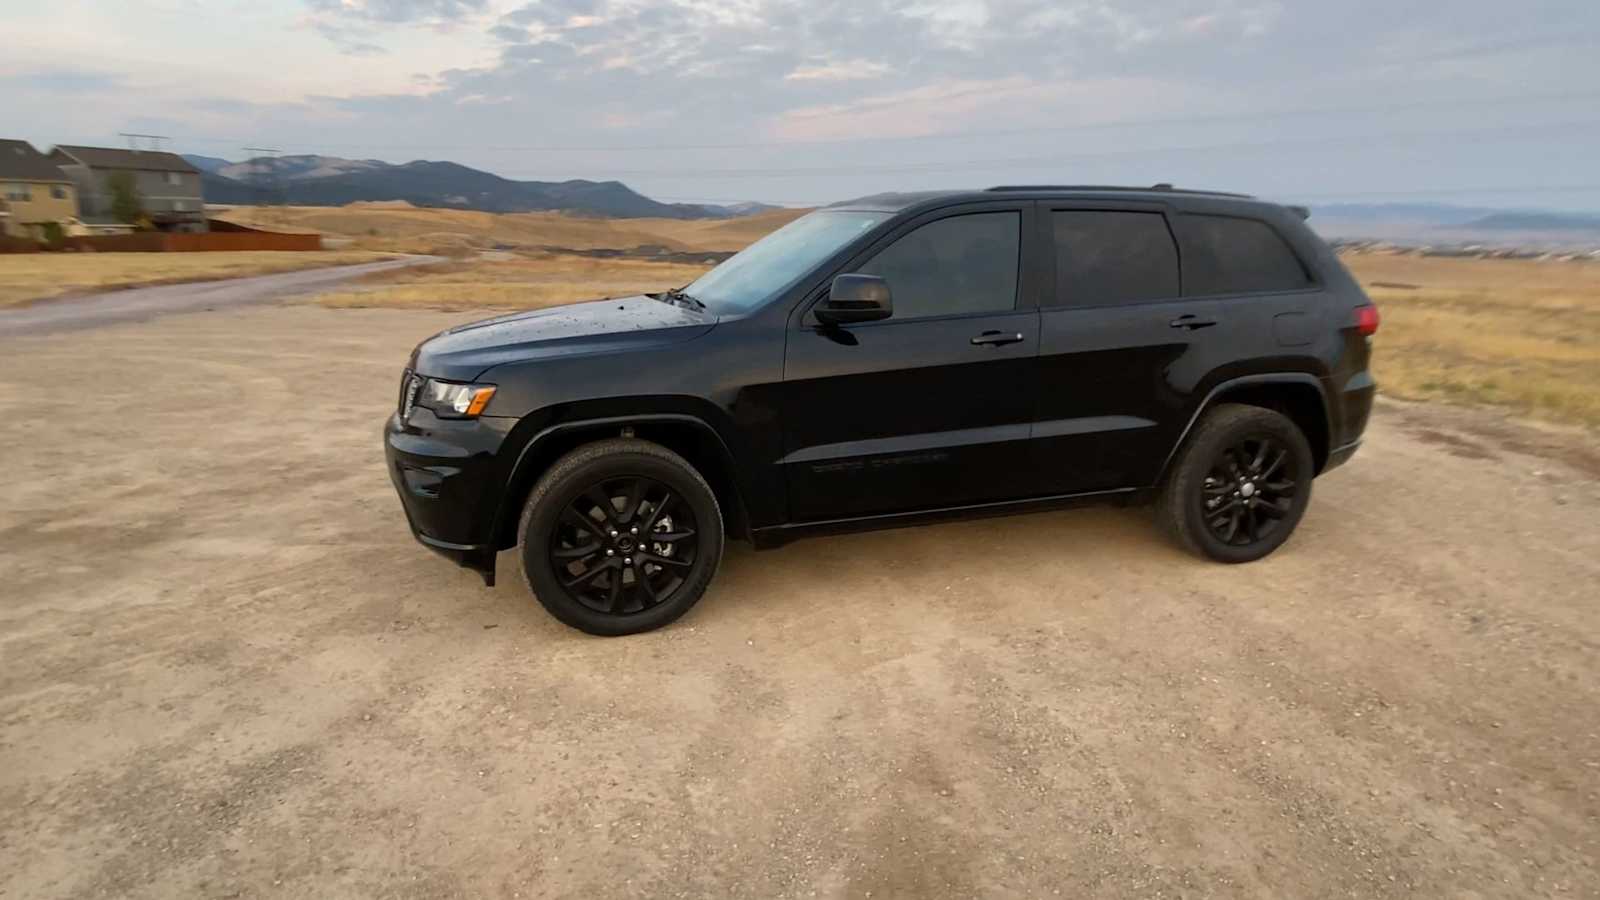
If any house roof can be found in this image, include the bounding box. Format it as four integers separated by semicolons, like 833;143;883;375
0;139;72;183
52;145;198;174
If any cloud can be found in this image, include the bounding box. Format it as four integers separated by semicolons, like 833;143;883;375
4;67;125;93
10;0;1599;209
785;60;891;82
305;0;489;26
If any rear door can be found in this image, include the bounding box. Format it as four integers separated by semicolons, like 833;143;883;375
1029;203;1232;494
781;202;1042;520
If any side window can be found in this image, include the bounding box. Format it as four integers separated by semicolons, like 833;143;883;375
854;211;1020;319
1050;210;1178;307
1178;214;1311;296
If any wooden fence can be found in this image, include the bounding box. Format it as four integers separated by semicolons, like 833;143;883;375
60;231;323;253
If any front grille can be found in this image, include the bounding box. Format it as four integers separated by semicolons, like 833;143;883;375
399;370;422;420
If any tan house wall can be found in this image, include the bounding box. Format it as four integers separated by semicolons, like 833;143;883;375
1;180;78;239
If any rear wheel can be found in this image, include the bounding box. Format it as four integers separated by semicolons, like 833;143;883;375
518;439;723;635
1159;403;1314;563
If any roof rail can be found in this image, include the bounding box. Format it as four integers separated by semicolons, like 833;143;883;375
984;183;1255;199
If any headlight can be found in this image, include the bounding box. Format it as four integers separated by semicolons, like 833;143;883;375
416;378;497;419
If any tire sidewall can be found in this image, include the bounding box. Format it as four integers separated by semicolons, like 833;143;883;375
1177;409;1314;563
520;451;723;635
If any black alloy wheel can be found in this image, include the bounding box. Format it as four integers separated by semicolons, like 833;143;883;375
550;476;698;615
1198;435;1299;547
519;438;724;635
1158;403;1314;563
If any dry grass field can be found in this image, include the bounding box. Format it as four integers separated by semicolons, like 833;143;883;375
0;250;392;308
1344;253;1600;426
312;253;715;311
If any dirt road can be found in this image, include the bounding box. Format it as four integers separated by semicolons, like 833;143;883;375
0;255;440;336
2;303;1598;898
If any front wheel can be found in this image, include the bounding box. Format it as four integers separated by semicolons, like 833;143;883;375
517;438;723;635
1159;403;1314;563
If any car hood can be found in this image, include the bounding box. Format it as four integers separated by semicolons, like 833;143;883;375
409;295;717;381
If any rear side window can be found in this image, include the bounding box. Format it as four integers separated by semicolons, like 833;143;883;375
1178;214;1311;295
1050;210;1179;307
855;211;1020;319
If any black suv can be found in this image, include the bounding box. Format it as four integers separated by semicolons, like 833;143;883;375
385;185;1377;635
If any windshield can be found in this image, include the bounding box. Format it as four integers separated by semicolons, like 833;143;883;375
685;210;890;313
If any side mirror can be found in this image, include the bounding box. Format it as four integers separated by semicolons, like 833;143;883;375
815;274;892;325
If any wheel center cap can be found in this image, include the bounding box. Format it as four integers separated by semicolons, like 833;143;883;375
616;536;636;552
1241;482;1257;498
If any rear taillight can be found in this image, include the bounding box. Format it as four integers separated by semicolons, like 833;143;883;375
1354;305;1380;336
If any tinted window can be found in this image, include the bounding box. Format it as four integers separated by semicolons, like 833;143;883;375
1050;210;1179;307
855;211;1020;319
1179;214;1311;295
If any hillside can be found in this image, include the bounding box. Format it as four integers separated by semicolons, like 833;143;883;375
188;153;776;220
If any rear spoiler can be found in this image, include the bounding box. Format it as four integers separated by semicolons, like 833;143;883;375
1286;204;1311;220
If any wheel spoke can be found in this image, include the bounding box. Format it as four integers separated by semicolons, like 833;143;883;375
635;561;659;606
1209;498;1243;517
560;508;607;543
552;541;601;560
1262;478;1295;493
1249;441;1268;473
1220;508;1241;543
639;551;689;568
1261;449;1288;479
605;569;623;611
586;486;621;526
621;478;646;523
1256;499;1289;520
649;529;695;543
640;491;674;532
1244;506;1260;541
562;558;616;589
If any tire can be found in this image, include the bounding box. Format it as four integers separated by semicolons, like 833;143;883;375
1158;403;1314;563
517;438;724;635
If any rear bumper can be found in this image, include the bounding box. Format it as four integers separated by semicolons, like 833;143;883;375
383;411;509;585
1323;438;1362;473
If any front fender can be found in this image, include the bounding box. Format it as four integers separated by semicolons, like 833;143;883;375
486;404;752;551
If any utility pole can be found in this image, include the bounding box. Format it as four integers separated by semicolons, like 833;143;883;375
119;132;169;151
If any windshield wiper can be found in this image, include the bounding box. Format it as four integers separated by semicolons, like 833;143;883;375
660;286;707;311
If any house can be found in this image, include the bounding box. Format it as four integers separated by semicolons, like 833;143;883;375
0;139;78;241
49;145;207;233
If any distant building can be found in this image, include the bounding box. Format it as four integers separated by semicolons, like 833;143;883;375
49;145;207;233
0;139;78;240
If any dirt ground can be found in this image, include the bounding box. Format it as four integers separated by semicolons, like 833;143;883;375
2;303;1598;899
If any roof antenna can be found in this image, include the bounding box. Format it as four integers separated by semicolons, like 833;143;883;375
1151;182;1174;191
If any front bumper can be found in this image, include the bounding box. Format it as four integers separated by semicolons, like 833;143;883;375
383;410;511;585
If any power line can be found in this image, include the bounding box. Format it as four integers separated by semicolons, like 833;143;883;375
91;88;1600;155
490;117;1600;180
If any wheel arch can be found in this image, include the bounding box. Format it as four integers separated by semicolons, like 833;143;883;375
1158;374;1332;483
493;413;750;550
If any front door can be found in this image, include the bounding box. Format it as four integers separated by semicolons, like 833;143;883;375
781;205;1040;520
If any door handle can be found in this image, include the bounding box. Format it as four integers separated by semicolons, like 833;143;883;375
1169;314;1218;330
971;330;1025;346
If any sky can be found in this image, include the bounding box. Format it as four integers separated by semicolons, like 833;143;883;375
3;0;1599;209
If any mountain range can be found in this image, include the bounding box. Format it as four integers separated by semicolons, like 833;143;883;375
184;153;778;220
1306;202;1600;247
